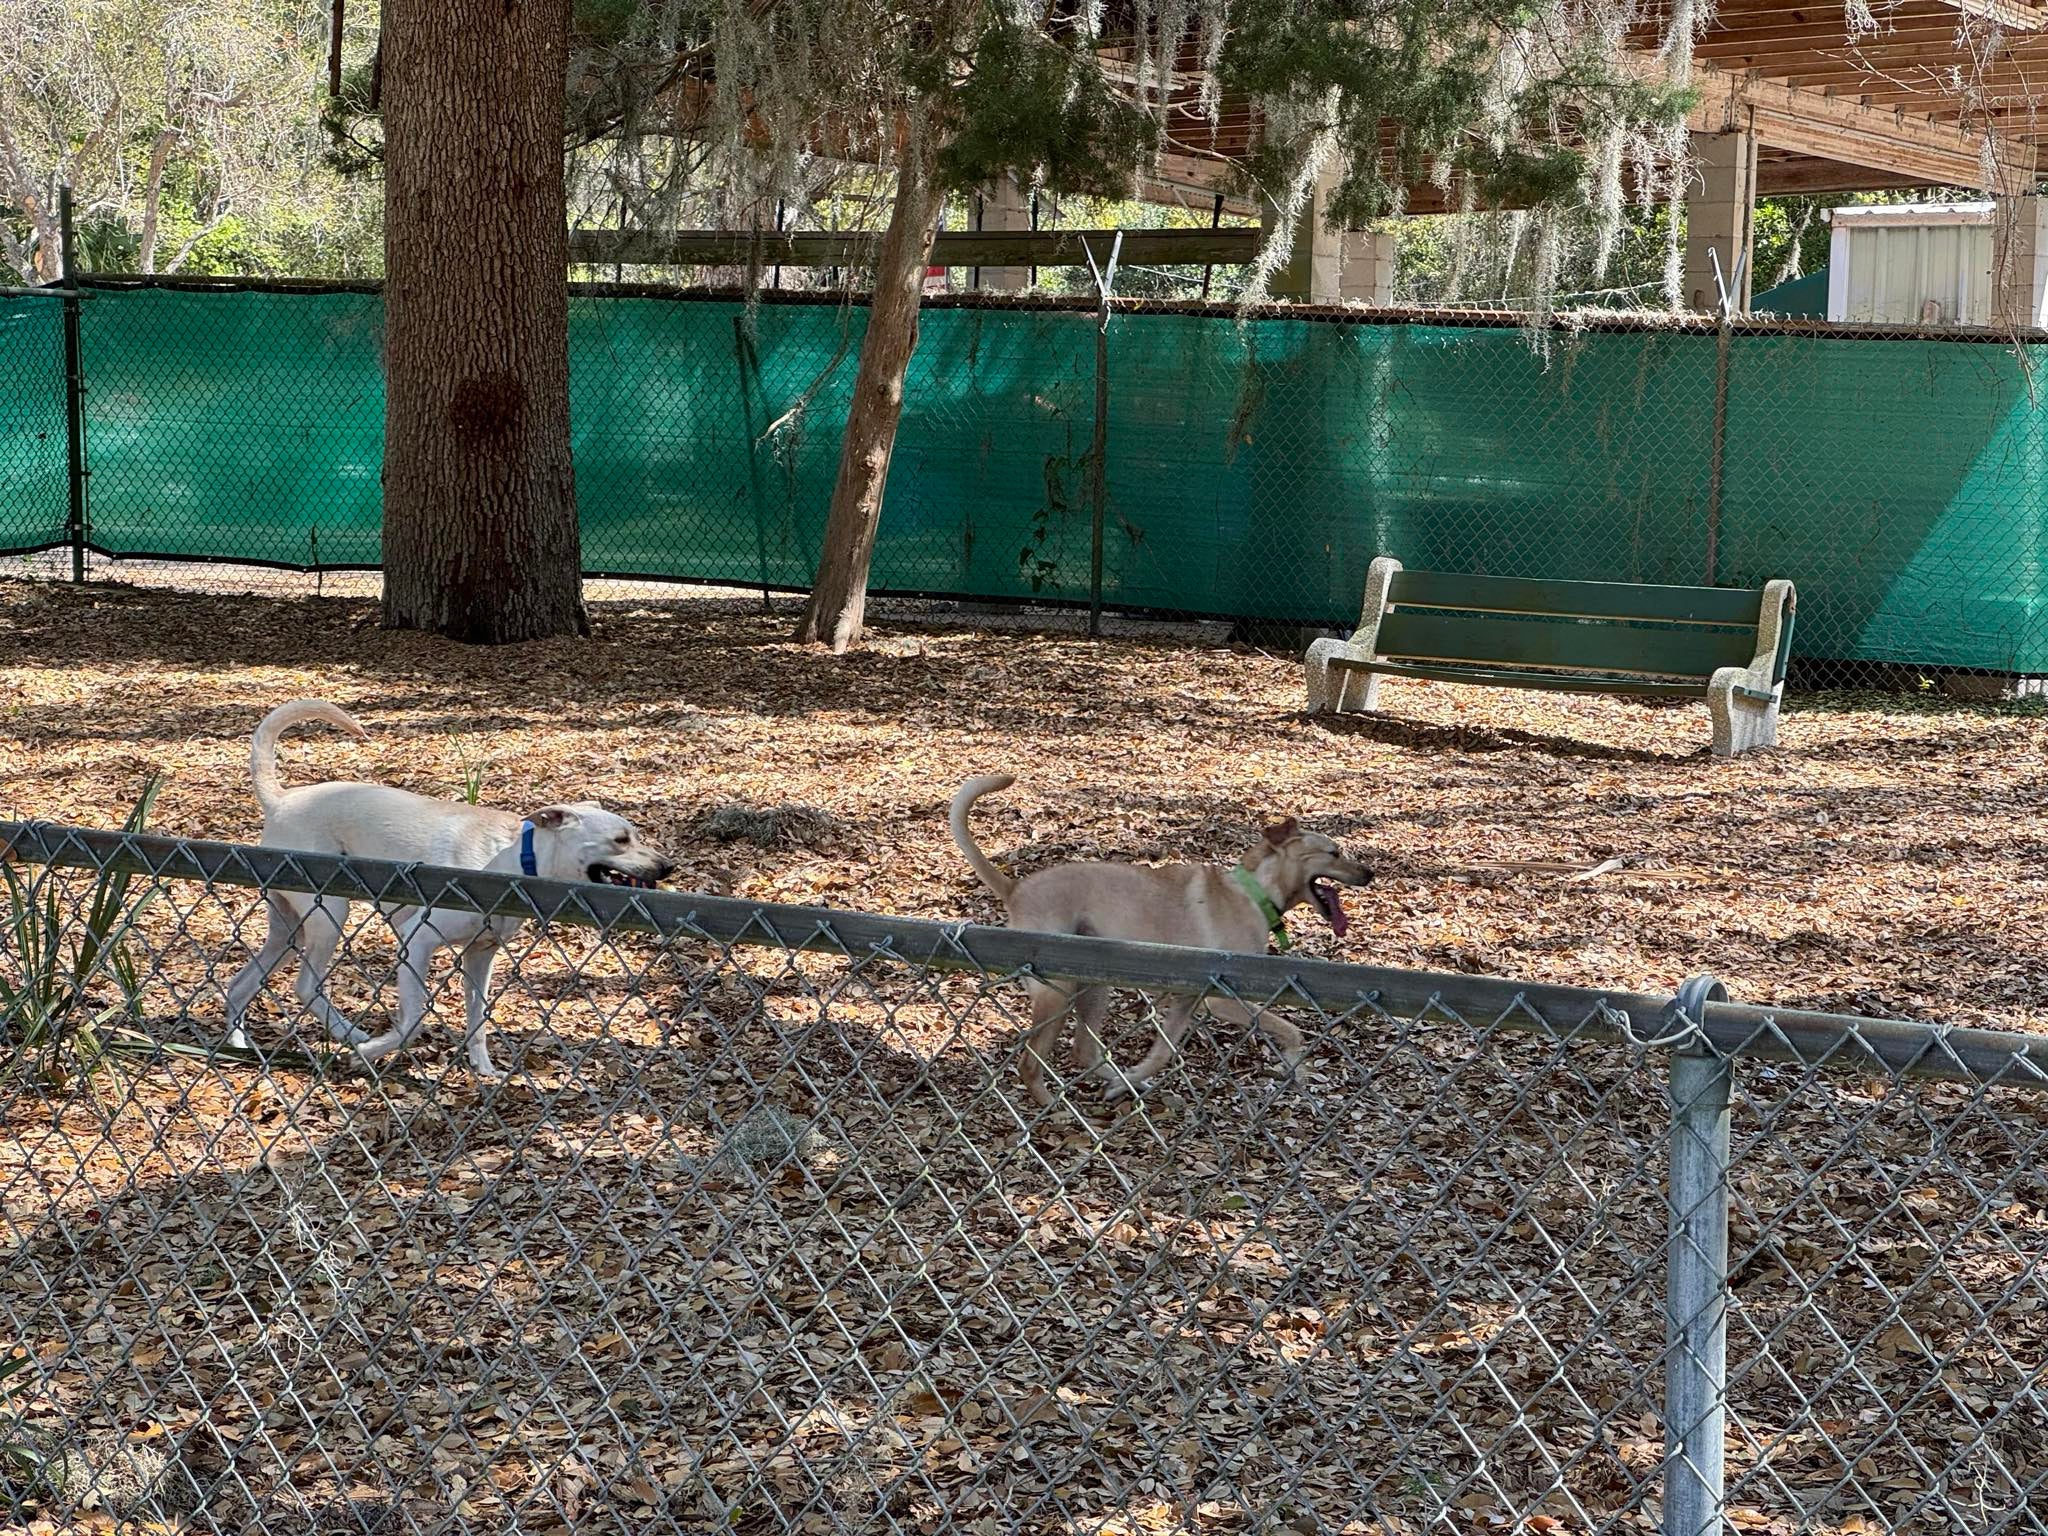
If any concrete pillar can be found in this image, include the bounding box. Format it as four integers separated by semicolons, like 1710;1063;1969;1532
1991;193;2048;330
972;174;1031;292
1339;230;1397;304
1684;128;1758;315
1265;165;1396;304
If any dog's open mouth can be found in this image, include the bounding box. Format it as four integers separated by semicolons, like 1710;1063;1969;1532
588;864;658;890
1309;878;1349;938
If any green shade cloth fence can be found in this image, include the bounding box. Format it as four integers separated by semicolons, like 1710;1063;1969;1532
5;282;2046;671
0;298;69;555
1752;268;1828;319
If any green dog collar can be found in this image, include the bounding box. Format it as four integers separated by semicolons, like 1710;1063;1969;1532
1231;866;1290;953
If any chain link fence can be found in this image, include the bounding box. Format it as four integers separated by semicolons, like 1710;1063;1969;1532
0;818;2044;1534
0;293;70;559
3;277;2048;674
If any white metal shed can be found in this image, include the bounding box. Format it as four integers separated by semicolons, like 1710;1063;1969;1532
1825;200;2048;327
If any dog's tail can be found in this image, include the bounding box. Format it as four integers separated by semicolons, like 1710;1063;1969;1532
250;699;368;818
949;774;1019;901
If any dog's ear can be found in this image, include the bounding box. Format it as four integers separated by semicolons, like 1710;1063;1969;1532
527;805;574;831
1262;817;1299;847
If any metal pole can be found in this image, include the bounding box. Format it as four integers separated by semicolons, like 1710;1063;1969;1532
1083;233;1121;638
1664;974;1732;1536
59;185;88;584
1704;317;1730;586
731;315;775;614
1028;192;1039;290
1200;191;1224;301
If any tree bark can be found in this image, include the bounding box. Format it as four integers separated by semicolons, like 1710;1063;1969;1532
0;105;61;283
380;0;584;644
792;109;943;652
135;129;183;274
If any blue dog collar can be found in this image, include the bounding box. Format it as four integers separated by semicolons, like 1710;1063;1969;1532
518;820;538;877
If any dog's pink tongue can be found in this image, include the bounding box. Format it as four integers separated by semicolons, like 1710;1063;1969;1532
1315;883;1349;938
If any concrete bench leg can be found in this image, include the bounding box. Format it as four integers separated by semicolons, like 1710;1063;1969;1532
1707;674;1781;757
1305;639;1382;715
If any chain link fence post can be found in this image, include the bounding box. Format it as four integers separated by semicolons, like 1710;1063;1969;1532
1083;233;1122;637
1664;974;1732;1536
731;312;775;613
1703;317;1730;588
58;184;88;585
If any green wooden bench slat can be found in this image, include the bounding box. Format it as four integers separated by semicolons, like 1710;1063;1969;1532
1388;569;1765;627
1374;609;1759;678
1328;657;1712;697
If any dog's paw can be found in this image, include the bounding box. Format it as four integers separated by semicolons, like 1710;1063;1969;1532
1256;1057;1311;1090
349;1036;398;1068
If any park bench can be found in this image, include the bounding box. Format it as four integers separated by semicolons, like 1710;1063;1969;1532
1303;557;1797;757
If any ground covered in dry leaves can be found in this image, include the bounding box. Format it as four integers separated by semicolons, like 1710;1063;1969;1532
1;579;2045;1536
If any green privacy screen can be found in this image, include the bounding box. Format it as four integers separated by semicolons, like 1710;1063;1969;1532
0;297;70;557
57;282;2048;671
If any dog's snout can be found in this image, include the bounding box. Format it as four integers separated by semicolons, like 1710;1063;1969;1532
652;855;677;882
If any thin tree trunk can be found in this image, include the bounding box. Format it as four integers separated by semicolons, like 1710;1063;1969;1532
380;0;585;644
0;107;61;282
793;110;942;652
135;129;183;274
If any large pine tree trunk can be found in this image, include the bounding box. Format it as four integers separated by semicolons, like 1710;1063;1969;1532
793;115;943;652
379;0;584;644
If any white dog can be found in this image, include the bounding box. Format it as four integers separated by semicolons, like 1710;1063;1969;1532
223;699;673;1076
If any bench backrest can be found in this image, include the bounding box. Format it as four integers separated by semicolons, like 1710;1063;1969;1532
1376;571;1790;682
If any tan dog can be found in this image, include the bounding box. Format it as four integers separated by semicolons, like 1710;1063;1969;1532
949;774;1372;1106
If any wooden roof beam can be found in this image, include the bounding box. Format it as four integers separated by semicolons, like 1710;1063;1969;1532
1753;154;1938;192
1932;0;2048;28
1683;0;2043;25
567;226;1263;269
1681;62;2033;185
1785;68;2048;102
1694;20;1996;56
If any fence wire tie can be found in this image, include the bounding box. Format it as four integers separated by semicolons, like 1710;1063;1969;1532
1641;973;1729;1051
860;934;906;968
389;860;429;913
1584;997;1636;1039
654;908;715;949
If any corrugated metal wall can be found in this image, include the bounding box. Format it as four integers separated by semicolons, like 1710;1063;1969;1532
1834;223;1993;327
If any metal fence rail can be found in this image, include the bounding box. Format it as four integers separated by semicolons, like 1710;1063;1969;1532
1;820;2045;1536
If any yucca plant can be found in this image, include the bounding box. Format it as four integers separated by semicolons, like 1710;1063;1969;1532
0;774;164;1083
0;1350;42;1492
